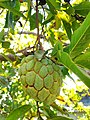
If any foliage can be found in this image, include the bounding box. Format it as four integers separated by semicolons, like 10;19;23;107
0;0;90;120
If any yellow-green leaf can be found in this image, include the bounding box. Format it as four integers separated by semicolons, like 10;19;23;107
58;51;90;88
6;105;31;120
69;12;90;58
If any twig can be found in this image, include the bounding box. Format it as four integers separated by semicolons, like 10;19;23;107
4;31;44;38
41;5;46;38
18;31;37;35
0;46;34;62
36;0;39;39
0;54;16;62
36;0;42;50
16;46;35;55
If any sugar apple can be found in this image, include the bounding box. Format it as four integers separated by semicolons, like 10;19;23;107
18;54;62;105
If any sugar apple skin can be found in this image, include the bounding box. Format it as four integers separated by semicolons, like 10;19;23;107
18;55;62;105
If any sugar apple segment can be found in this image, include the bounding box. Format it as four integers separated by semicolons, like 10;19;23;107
53;64;60;71
34;75;43;90
18;67;22;75
20;75;26;85
38;88;50;101
41;58;49;65
48;59;53;65
47;65;53;74
26;59;35;71
45;94;57;105
20;63;27;75
34;61;42;73
39;66;48;78
44;75;53;89
26;86;38;98
50;81;60;94
26;71;36;85
25;55;34;62
21;58;25;65
22;86;27;93
56;86;60;96
53;71;60;82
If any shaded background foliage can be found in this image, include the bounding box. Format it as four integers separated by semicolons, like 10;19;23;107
0;0;90;119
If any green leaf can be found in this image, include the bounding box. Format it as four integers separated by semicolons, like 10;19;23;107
4;11;14;30
55;15;61;29
51;41;63;56
74;52;90;69
74;1;90;16
69;12;90;59
71;20;80;32
0;76;8;87
51;102;68;115
42;13;54;25
46;0;60;11
62;19;72;40
27;0;31;13
0;0;9;1
4;11;9;28
0;30;4;42
65;6;75;16
0;2;26;19
60;66;69;77
30;13;43;30
6;105;31;120
0;115;6;120
2;41;10;48
42;106;56;118
8;12;14;30
46;0;57;14
58;51;90;88
14;0;20;11
47;116;73;120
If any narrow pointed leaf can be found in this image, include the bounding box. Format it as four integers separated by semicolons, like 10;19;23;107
6;105;31;120
69;12;90;58
0;76;8;87
47;116;73;120
0;115;6;120
0;30;4;42
0;0;9;1
0;2;26;19
30;13;43;30
47;0;60;10
74;52;90;69
74;1;90;16
58;51;90;88
46;0;58;14
62;19;72;40
42;13;54;25
42;106;56;118
2;41;10;48
51;102;68;115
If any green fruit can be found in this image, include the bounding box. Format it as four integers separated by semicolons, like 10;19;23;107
18;54;62;105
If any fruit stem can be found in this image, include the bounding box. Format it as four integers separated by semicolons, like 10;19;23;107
36;0;40;49
36;0;43;50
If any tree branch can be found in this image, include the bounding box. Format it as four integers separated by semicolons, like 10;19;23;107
0;46;35;62
5;31;44;38
0;54;16;62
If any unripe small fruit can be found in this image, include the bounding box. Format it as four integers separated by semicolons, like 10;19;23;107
18;54;62;105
